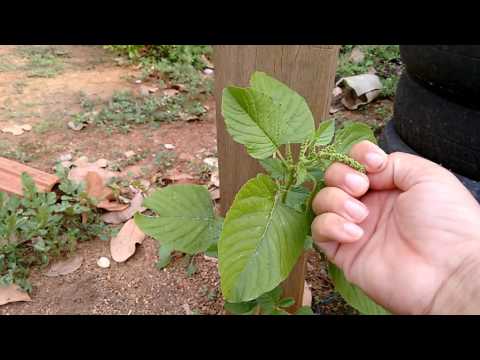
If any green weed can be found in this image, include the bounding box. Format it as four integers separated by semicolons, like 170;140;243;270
0;167;111;291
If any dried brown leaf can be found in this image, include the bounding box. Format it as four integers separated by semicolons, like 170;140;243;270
110;219;146;263
0;284;31;306
102;192;146;225
44;255;83;277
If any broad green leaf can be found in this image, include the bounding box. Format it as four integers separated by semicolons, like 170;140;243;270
250;72;315;144
219;174;308;302
259;158;288;180
334;122;376;155
134;185;219;255
156;244;173;269
222;86;281;159
224;300;258;315
296;306;314;315
328;262;390;315
313;119;335;146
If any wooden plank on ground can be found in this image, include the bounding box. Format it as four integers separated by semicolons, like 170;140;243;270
0;157;60;196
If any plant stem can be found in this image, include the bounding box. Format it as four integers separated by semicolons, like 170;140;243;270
281;168;295;203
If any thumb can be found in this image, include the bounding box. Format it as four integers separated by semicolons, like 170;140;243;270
349;141;458;192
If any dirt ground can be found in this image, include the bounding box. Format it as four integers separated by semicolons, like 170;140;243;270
0;45;392;315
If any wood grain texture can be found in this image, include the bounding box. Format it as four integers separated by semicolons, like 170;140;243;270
214;45;339;313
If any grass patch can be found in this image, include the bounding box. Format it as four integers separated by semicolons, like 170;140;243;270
106;45;213;100
0;168;112;291
33;112;65;134
0;140;40;164
72;90;207;134
337;45;403;98
0;55;16;72
17;46;67;78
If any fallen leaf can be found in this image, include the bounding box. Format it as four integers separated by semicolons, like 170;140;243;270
68;163;117;184
124;150;135;158
163;171;197;185
44;255;83;277
21;124;32;131
302;281;312;307
97;200;129;212
209;188;220;201
67;121;85;131
163;89;179;98
102;192;146;224
163;143;176;150
203;157;218;168
72;156;89;167
2;124;25;136
349;46;365;64
95;159;109;168
0;284;31;306
110;219;146;263
86;171;105;199
200;54;214;69
210;171;220;187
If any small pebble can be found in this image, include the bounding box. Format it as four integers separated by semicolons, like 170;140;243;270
203;68;214;76
97;257;110;269
164;144;176;150
124;150;136;158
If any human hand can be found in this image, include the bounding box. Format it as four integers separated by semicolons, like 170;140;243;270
311;140;480;314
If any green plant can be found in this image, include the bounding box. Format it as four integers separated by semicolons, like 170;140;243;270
106;45;213;96
17;46;66;78
135;72;388;315
0;166;111;291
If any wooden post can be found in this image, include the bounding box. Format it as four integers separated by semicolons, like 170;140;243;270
214;45;339;313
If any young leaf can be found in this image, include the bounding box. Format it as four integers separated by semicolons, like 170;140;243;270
296;306;314;315
328;262;390;315
222;87;281;159
156;244;173;269
259;158;288;180
284;186;310;213
333;122;376;155
250;71;315;144
303;235;313;250
218;174;308;302
313;119;335;146
21;173;37;200
278;297;295;308
134;185;219;255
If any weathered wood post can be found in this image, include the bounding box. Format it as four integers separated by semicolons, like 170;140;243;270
214;45;339;313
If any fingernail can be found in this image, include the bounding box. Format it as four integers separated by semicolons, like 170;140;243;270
344;199;369;222
365;151;387;170
345;173;368;193
343;222;364;240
